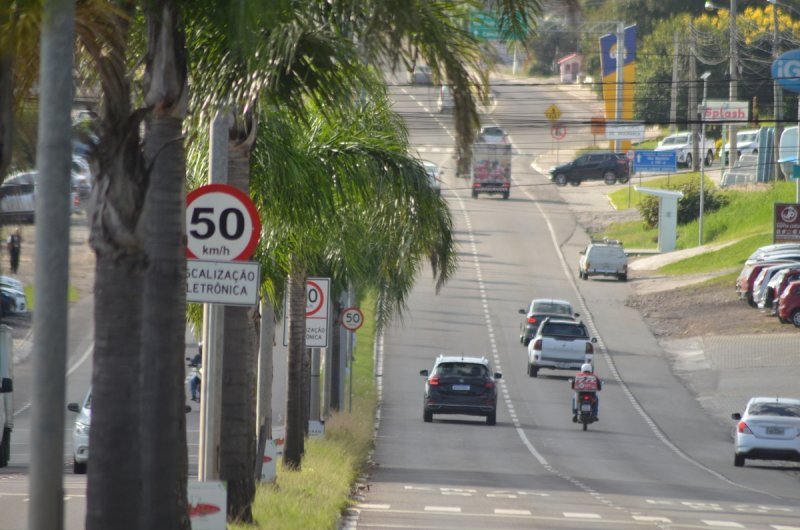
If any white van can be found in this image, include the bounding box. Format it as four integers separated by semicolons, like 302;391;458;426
579;239;628;281
437;86;454;113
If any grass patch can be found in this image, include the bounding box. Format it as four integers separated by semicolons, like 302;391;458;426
601;180;795;274
608;171;701;210
234;292;378;530
23;284;80;310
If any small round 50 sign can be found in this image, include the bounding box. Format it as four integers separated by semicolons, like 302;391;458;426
186;184;261;261
340;307;364;331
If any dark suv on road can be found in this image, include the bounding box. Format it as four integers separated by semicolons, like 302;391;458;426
549;152;630;186
420;355;502;425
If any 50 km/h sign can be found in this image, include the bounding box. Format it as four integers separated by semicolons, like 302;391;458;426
340;307;364;331
186;184;261;261
283;277;331;348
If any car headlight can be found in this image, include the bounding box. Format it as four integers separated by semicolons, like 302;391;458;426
75;421;90;436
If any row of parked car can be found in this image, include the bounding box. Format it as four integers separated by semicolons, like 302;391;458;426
735;242;800;327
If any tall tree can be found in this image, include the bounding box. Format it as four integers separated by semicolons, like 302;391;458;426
82;3;150;529
139;1;191;528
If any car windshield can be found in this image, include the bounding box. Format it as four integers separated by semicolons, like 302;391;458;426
748;402;800;417
532;301;572;316
662;135;689;146
541;323;587;338
435;362;488;378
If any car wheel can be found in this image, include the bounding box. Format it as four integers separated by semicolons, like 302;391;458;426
792;309;800;328
617;176;630;184
502;191;509;200
555;174;567;186
569;179;581;187
705;151;713;167
603;171;616;185
471;189;478;199
685;153;693;168
619;273;627;282
73;459;87;474
734;454;745;467
486;412;496;426
523;338;530;347
0;427;10;467
528;364;538;378
423;409;433;423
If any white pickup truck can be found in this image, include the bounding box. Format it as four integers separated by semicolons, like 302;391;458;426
654;131;714;168
526;318;596;377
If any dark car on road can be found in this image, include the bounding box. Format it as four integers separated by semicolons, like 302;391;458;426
518;298;578;346
549;152;630;186
420;355;502;425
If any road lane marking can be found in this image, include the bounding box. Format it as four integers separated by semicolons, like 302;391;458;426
359;503;390;510
494;508;531;515
772;526;800;530
564;512;601;519
701;522;744;528
424;506;461;512
633;516;672;523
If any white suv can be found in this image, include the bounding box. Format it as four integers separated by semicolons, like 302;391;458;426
67;389;92;474
579;238;628;281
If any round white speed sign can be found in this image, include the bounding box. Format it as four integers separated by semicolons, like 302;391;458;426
186;184;261;261
341;307;364;331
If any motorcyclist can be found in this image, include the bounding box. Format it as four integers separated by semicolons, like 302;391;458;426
571;363;602;422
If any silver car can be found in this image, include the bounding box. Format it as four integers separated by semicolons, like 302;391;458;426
731;397;800;467
67;389;91;474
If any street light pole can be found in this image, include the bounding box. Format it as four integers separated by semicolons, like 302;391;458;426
700;72;711;245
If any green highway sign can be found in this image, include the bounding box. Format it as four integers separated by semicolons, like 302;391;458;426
470;11;502;40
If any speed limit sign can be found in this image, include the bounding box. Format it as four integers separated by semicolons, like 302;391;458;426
341;307;364;331
186;184;261;261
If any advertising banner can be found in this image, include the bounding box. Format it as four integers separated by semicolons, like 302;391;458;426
774;203;800;242
599;25;637;149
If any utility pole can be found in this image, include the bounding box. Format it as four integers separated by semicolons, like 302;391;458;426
28;1;75;529
773;2;784;181
670;32;680;134
729;0;739;171
614;21;625;153
689;25;700;172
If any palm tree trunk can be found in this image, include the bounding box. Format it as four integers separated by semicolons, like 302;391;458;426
0;52;13;179
219;126;257;523
139;2;190;528
283;270;306;469
86;7;147;530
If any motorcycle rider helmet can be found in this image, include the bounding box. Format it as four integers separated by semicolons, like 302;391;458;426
581;363;593;373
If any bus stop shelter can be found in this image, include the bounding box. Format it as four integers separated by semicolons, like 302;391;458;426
634;186;683;252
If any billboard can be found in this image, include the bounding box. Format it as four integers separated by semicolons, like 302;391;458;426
599;25;637;149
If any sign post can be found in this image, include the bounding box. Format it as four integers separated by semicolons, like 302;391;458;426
188;179;262;482
772;49;800;202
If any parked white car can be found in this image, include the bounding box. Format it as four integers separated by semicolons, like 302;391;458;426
421;161;442;195
654;131;714;168
731;397;800;467
723;128;761;166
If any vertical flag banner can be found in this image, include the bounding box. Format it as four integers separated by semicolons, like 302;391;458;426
599;25;637;149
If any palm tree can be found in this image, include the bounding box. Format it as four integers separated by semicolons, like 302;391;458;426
139;1;191;528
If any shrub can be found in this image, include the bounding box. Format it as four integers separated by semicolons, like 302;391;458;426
637;179;729;229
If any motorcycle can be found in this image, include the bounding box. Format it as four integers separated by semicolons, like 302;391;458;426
575;391;597;431
186;356;201;402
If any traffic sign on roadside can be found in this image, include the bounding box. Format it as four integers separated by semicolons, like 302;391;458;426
186;184;261;261
186;260;260;306
633;150;677;173
545;104;561;122
550;123;567;141
772;49;800;93
282;277;331;348
340;307;364;331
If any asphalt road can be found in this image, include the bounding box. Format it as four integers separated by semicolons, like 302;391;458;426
351;79;800;530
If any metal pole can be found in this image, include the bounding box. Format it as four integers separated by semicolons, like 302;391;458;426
773;2;784;182
615;21;625;153
198;111;228;480
348;288;354;413
728;0;738;172
28;2;74;528
670;32;680;134
309;348;320;421
700;76;709;245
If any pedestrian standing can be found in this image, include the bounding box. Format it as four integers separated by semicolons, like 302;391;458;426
6;228;21;274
